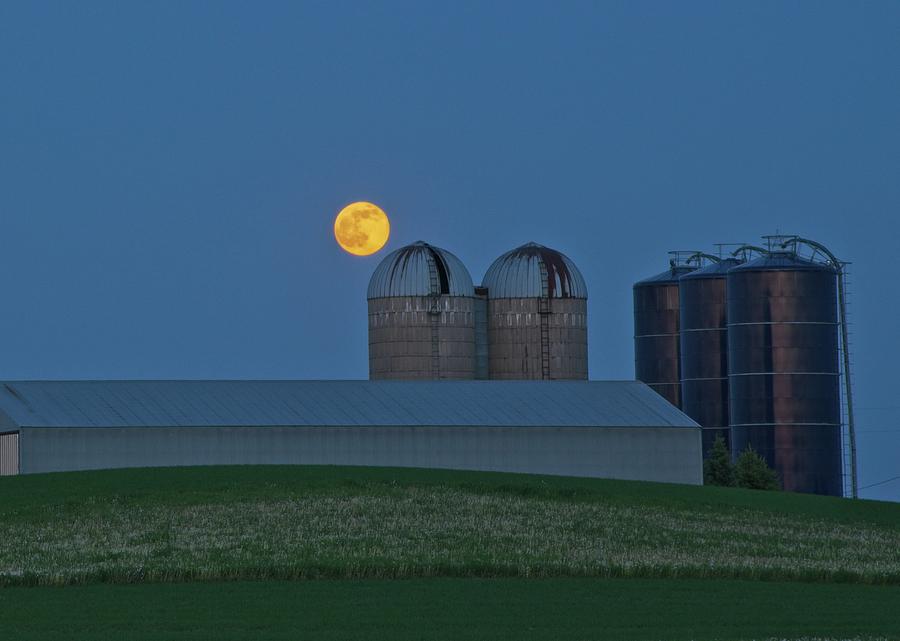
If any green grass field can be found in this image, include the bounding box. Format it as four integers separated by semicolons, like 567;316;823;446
4;577;900;641
2;465;899;640
2;465;898;586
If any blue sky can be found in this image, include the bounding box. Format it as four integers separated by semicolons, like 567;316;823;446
1;1;898;500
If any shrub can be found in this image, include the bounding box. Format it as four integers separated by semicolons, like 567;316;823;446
704;434;735;487
735;446;780;491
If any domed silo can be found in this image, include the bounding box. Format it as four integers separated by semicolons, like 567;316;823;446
482;242;588;380
633;262;696;408
727;251;842;495
367;241;476;380
679;258;741;456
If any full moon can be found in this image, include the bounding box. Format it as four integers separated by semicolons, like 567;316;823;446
333;201;390;256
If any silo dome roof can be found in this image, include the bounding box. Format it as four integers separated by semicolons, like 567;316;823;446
482;242;588;299
367;241;475;299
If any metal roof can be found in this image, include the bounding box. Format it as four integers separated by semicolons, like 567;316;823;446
0;380;697;429
729;251;837;274
679;258;742;281
633;265;695;287
367;241;474;299
482;242;588;299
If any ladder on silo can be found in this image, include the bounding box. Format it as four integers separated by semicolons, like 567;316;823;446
838;263;857;498
428;264;442;380
539;260;551;380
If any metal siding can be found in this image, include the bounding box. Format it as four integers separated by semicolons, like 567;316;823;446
19;425;702;484
0;381;699;430
727;255;842;496
0;432;19;476
633;266;696;408
679;259;740;456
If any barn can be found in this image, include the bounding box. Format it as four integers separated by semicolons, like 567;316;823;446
0;380;702;484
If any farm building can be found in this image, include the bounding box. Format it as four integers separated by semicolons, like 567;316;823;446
0;380;702;484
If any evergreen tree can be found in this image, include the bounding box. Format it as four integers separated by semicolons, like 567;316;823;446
734;446;780;491
704;434;735;487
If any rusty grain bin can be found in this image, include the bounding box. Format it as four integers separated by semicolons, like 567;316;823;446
633;263;696;408
727;251;842;495
679;258;741;456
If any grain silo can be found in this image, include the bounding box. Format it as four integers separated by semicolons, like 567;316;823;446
482;242;588;380
633;259;696;408
726;251;842;495
679;257;741;456
367;241;476;380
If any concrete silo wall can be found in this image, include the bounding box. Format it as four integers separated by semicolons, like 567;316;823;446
368;296;476;379
487;298;587;380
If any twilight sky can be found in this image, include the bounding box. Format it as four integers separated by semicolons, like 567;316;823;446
1;2;898;500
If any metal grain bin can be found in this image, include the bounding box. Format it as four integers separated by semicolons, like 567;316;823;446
482;242;588;380
679;258;740;456
726;251;842;495
367;241;476;380
634;263;696;408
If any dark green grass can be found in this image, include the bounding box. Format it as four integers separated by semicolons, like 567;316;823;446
2;466;899;587
3;464;898;525
3;577;899;641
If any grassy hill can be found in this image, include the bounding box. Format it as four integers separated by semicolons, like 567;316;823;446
3;466;900;640
2;465;899;587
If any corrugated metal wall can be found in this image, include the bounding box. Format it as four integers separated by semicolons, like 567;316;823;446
18;425;702;485
0;432;19;476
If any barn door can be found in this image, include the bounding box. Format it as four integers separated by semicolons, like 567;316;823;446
0;432;19;475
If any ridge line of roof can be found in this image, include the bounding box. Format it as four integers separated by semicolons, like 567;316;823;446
10;423;699;430
0;380;697;430
0;379;646;384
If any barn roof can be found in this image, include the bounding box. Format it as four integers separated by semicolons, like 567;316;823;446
0;380;698;430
